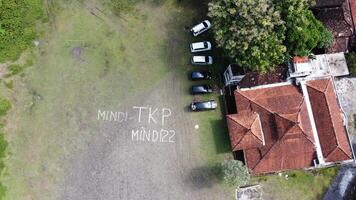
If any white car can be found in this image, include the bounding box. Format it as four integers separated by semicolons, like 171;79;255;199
190;41;212;53
190;20;211;36
191;56;213;65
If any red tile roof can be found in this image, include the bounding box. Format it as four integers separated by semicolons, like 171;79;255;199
226;111;264;151
306;78;352;162
350;0;356;29
293;56;309;64
232;84;316;174
227;79;353;175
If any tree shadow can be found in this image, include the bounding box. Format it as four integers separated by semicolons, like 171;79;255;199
185;165;223;190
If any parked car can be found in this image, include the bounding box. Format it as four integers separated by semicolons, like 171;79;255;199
190;20;211;36
191;56;213;65
190;100;217;111
191;71;212;81
191;85;213;94
190;41;212;53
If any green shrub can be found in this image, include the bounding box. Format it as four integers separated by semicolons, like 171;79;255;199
221;160;250;187
0;98;11;117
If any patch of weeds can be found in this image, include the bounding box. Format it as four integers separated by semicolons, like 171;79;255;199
0;130;8;199
4;80;14;90
109;0;137;15
8;64;25;76
315;166;338;177
345;52;356;76
25;59;34;67
0;98;11;117
257;176;268;182
119;43;126;52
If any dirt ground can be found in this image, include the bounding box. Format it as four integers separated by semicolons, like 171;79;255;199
334;78;356;144
59;73;231;200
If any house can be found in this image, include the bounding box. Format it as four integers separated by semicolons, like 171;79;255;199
313;0;355;53
226;77;353;175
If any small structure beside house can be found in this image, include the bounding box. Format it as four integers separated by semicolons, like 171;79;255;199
236;185;262;200
288;53;350;79
223;64;245;86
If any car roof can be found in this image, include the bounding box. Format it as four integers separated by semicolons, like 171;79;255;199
192;23;206;32
191;42;205;49
193;56;206;62
195;101;214;108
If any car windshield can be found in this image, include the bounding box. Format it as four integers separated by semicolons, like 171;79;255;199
202;22;207;27
203;42;208;48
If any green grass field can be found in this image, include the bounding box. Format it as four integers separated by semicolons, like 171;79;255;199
255;167;338;200
0;0;208;199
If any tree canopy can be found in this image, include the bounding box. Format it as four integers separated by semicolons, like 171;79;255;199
221;160;250;187
208;0;333;72
208;0;287;72
273;0;333;56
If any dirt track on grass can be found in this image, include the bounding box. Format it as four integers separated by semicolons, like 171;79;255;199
59;73;231;200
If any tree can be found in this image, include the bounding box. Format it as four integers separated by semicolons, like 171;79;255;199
221;160;250;187
208;0;287;72
273;0;333;56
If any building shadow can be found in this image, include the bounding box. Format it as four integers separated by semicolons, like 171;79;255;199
210;119;231;154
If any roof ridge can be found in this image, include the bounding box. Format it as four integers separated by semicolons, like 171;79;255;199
324;80;341;146
227;114;252;130
297;99;315;145
251;127;316;171
236;90;274;114
306;79;330;92
325;146;351;160
337;146;352;159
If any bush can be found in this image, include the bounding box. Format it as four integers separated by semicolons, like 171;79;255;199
221;160;250;187
0;0;44;62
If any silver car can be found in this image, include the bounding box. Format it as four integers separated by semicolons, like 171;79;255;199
191;56;213;65
190;41;212;53
190;20;211;36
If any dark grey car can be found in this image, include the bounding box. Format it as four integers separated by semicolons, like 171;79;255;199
191;71;212;81
190;100;217;111
191;85;213;94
